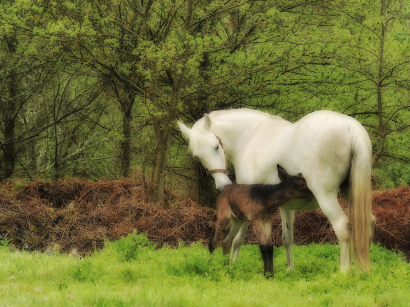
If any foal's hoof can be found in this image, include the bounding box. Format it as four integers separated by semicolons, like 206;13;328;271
264;272;274;279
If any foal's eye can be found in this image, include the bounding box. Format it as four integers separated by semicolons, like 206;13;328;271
215;145;219;151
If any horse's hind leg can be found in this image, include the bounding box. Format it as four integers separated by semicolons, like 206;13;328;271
315;192;351;272
280;208;295;271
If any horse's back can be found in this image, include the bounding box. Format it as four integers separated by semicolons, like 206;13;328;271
279;111;366;192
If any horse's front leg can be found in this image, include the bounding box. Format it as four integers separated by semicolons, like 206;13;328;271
280;208;295;271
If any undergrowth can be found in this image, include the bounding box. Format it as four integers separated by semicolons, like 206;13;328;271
0;232;409;307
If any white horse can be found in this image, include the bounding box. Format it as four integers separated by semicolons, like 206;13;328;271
178;109;375;272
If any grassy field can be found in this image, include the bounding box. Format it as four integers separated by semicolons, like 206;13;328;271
0;232;409;307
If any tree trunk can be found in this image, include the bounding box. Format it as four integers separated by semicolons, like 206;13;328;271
371;0;387;169
117;87;135;178
2;91;17;179
193;159;218;208
2;34;18;180
27;140;37;179
372;83;386;168
120;106;132;177
152;124;173;202
52;123;60;181
2;99;16;179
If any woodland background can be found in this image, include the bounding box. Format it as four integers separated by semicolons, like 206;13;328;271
1;0;410;205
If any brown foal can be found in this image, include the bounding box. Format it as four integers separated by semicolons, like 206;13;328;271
209;165;314;277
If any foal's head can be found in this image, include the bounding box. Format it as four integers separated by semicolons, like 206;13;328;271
277;165;313;199
178;114;232;191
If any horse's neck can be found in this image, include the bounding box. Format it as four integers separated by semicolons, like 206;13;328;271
210;110;291;167
211;120;257;165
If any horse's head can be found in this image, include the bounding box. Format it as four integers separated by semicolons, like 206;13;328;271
178;114;232;191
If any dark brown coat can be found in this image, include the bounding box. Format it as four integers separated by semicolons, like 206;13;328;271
209;165;314;277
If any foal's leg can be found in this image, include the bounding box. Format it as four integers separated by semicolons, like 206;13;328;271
229;221;249;262
209;217;231;253
315;192;351;272
255;218;274;277
222;217;245;258
280;208;295;271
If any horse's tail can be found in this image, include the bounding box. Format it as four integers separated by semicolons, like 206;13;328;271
349;123;372;271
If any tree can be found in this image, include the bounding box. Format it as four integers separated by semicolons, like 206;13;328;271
48;0;285;200
325;0;410;168
0;0;57;180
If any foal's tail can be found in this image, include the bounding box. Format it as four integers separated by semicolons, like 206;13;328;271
208;230;217;253
349;124;372;271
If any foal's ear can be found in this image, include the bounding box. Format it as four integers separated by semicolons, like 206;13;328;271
277;165;290;184
178;122;191;139
204;114;212;130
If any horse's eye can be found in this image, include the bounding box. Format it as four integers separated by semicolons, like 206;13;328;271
215;145;219;151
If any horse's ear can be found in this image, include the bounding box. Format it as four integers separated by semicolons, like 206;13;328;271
178;122;191;139
277;165;290;184
204;114;212;130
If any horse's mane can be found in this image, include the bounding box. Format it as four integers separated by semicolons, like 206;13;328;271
190;109;285;133
189;108;289;152
209;108;284;123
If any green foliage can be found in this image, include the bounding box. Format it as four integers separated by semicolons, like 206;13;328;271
374;161;410;189
0;233;409;306
1;0;409;191
0;237;10;246
102;230;156;262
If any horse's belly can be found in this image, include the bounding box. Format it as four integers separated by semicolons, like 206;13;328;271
280;198;319;211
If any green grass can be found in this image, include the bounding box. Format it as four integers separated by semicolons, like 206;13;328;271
0;232;409;307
